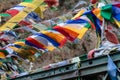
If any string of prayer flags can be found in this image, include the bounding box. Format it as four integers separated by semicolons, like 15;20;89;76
0;0;44;31
1;2;120;69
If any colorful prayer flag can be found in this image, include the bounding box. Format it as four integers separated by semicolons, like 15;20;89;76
41;30;67;47
54;26;79;41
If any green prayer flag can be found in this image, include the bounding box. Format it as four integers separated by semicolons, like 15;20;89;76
87;14;95;24
101;5;112;20
0;13;10;17
110;17;114;23
84;23;91;29
13;25;20;29
46;27;53;30
23;0;33;3
20;39;25;42
50;7;58;11
41;2;47;5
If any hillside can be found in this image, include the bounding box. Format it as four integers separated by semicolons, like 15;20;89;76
0;0;98;71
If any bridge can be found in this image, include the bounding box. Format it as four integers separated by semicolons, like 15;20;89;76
10;52;120;80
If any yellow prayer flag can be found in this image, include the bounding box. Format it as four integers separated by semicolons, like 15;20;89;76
47;46;55;51
14;41;25;46
41;30;66;43
77;27;88;39
64;24;84;34
32;0;44;6
19;2;36;9
113;18;120;28
72;9;85;20
0;52;6;59
63;25;88;39
34;6;44;19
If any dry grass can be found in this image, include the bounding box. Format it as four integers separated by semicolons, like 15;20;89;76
0;0;22;12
